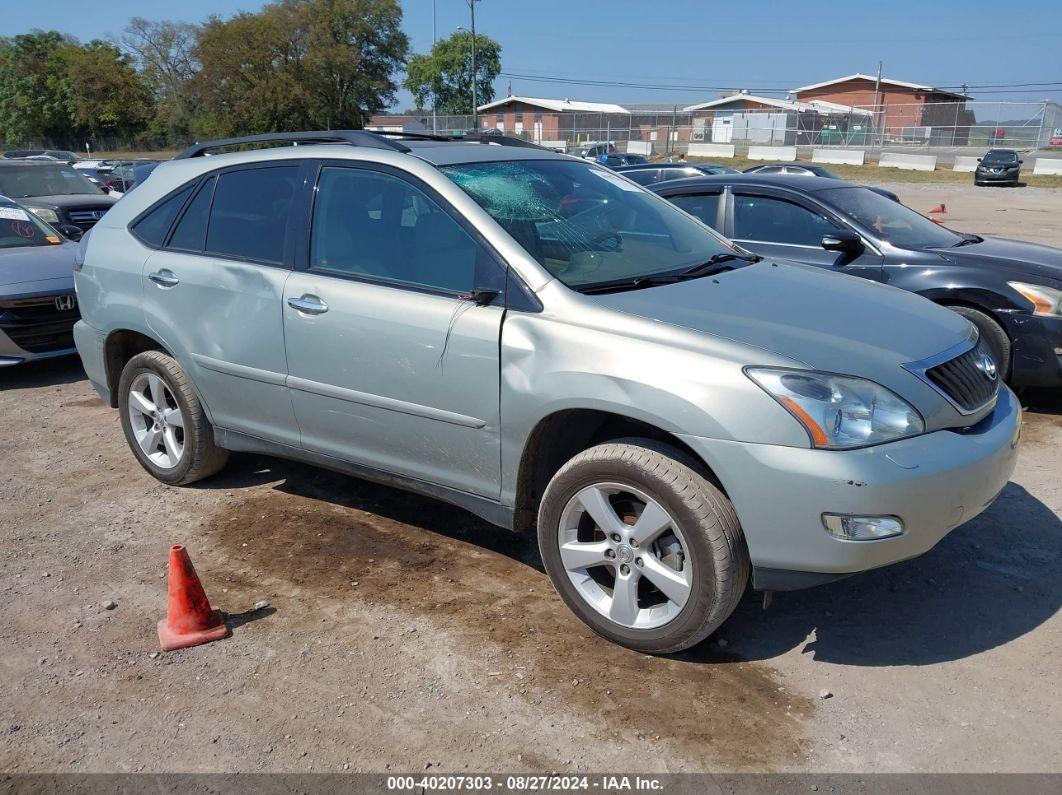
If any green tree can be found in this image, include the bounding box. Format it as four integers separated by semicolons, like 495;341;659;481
192;0;408;137
62;40;153;141
0;32;75;145
404;31;501;116
0;31;152;146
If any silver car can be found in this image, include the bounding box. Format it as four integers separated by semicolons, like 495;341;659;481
0;196;81;366
72;131;1020;653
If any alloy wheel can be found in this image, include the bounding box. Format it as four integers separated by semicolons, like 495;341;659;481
127;373;185;469
557;482;692;629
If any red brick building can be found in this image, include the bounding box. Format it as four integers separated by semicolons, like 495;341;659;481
792;73;972;144
476;96;630;146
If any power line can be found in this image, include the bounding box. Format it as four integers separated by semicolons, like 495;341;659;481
499;70;1062;96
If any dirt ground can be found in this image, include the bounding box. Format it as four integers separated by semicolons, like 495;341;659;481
1;179;1060;775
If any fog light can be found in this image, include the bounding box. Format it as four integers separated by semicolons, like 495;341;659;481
822;514;904;541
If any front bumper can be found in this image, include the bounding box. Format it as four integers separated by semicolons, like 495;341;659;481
1002;311;1062;387
975;170;1020;184
680;386;1022;581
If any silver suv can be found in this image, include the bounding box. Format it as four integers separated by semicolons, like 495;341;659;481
73;131;1021;653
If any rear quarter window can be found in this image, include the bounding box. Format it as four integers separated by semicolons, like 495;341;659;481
131;185;194;247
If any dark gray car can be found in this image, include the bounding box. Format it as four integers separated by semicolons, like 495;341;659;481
975;149;1022;186
0;161;117;232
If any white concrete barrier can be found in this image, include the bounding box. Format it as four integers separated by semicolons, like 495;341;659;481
1033;158;1062;175
952;156;980;172
878;152;937;172
688;143;736;159
626;141;652;156
747;145;797;162
812;148;865;166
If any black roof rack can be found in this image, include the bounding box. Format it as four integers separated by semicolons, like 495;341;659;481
174;130;411;159
174;128;545;160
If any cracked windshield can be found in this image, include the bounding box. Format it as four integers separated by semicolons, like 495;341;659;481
443;159;738;289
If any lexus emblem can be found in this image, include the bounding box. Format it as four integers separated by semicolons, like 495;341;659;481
976;352;998;381
55;294;76;312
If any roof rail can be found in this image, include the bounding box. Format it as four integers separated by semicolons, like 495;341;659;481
173;130;411;159
173;128;546;160
372;129;545;149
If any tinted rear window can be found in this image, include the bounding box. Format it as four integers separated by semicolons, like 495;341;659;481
132;185;194;247
205;167;298;263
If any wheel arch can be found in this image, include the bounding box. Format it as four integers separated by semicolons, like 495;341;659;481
511;408;726;533
103;329;171;408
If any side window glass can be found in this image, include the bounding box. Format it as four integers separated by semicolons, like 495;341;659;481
131;185;193;246
205;166;298;263
733;195;835;246
310;167;478;293
670;193;721;230
167;177;216;251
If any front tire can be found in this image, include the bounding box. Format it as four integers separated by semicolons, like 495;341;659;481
118;351;228;485
537;440;749;654
945;305;1012;382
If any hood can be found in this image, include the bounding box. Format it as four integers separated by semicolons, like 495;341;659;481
930;236;1062;286
593;260;972;413
0;243;78;293
18;193;117;210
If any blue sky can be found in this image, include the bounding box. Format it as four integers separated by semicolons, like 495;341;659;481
6;0;1062;109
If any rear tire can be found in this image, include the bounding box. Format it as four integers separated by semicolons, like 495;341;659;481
117;351;228;485
537;440;749;654
944;305;1011;381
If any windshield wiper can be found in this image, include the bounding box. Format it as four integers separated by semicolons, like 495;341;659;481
952;234;983;247
631;252;761;287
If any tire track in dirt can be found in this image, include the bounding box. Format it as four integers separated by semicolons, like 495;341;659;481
205;474;813;769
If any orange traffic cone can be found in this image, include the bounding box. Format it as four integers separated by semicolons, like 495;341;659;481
929;203;947;214
157;544;229;651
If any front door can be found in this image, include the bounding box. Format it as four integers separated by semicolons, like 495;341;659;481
727;189;884;280
141;163;303;446
283;162;506;498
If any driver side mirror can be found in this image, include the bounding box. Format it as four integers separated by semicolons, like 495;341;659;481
821;231;863;253
58;224;83;242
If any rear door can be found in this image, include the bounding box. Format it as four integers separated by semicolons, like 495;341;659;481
282;161;507;498
727;188;884;280
139;162;305;446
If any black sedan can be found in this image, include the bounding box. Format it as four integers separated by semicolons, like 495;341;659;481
614;161;738;186
651;173;1062;387
744;162;900;202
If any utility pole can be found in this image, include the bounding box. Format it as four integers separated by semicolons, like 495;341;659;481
432;0;437;133
469;0;479;129
873;60;883;147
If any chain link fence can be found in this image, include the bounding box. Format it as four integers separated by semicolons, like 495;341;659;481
418;100;1062;158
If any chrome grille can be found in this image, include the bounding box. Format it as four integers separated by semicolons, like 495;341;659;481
0;293;79;353
67;207;111;229
917;338;1000;413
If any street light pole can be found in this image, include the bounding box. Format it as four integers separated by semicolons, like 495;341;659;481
432;0;437;133
469;0;479;129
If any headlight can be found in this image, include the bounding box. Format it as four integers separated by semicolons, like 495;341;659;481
746;368;925;449
1008;281;1062;317
28;207;60;224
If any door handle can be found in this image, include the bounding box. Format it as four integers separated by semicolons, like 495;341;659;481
287;295;329;315
148;269;179;288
